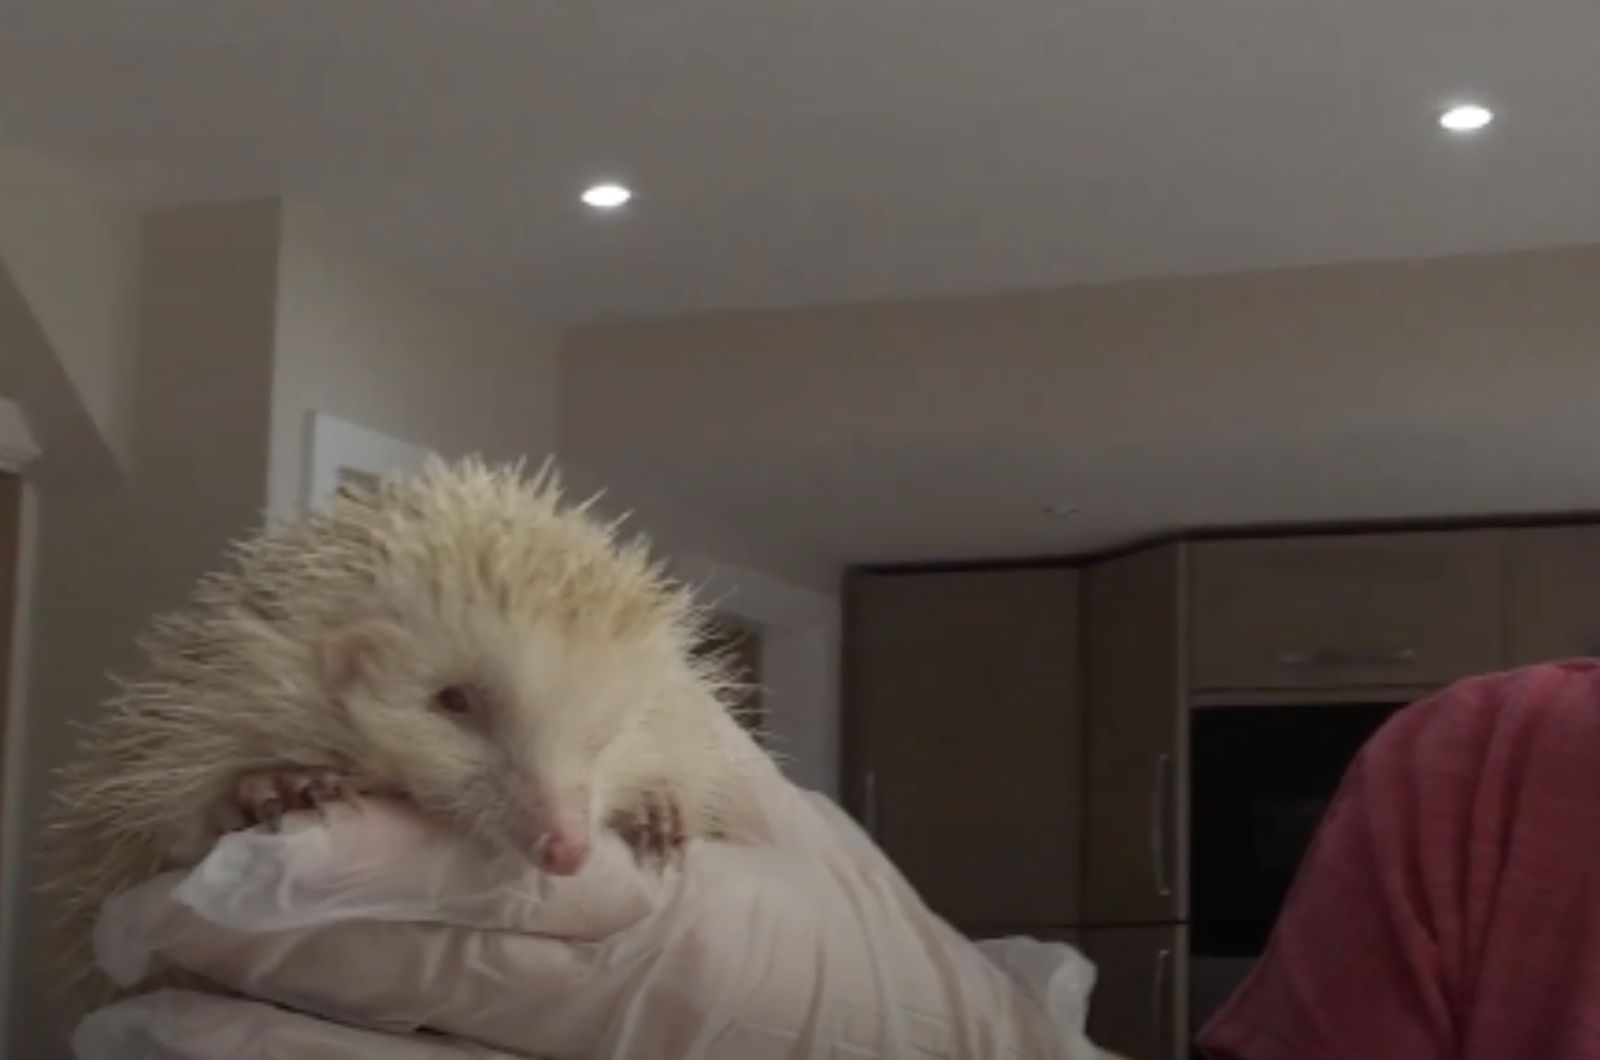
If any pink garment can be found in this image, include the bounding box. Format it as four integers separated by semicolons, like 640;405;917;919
1199;660;1600;1060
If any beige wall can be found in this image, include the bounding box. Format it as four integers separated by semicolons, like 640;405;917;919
268;204;560;518
4;200;284;1059
563;244;1600;571
130;201;282;591
0;147;143;466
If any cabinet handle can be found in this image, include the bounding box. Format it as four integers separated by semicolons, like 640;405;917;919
864;770;880;836
1150;752;1173;900
1275;647;1418;668
1151;945;1172;1060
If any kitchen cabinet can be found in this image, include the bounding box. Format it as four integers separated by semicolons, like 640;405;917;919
1505;525;1600;665
847;568;1083;932
1189;531;1503;692
1084;543;1187;924
1084;924;1189;1060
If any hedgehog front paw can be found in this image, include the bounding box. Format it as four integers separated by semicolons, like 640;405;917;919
218;768;350;834
614;790;687;872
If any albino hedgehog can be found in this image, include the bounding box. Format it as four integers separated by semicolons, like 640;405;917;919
49;457;760;989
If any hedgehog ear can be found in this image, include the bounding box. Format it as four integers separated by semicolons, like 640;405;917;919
321;620;402;695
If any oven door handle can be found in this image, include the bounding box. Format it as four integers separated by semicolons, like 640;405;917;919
1276;647;1419;668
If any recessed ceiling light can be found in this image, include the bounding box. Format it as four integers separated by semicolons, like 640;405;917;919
581;183;632;209
1044;503;1080;519
1439;104;1494;133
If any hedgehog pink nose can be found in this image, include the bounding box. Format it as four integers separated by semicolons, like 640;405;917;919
536;828;591;876
522;806;591;876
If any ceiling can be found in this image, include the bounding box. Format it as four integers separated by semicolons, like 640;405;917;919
4;0;1600;326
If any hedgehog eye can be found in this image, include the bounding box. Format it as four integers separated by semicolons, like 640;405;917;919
433;684;485;718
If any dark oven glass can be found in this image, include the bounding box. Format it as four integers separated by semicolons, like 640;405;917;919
1191;703;1405;957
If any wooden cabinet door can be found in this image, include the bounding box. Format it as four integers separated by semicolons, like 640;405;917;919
1189;531;1504;692
1506;526;1600;665
848;568;1082;933
1084;925;1189;1060
1085;544;1186;924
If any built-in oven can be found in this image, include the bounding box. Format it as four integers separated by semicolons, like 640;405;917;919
1188;701;1407;1038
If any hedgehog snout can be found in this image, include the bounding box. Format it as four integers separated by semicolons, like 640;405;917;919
534;820;592;876
508;790;592;876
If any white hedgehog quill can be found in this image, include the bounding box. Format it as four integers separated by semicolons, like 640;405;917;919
47;457;763;992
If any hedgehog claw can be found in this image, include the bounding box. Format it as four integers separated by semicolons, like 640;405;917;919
618;790;687;872
231;768;350;834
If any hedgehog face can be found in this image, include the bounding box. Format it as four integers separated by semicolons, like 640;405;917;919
322;608;672;876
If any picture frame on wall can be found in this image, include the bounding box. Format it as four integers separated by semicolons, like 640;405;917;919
304;412;434;514
334;466;382;500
